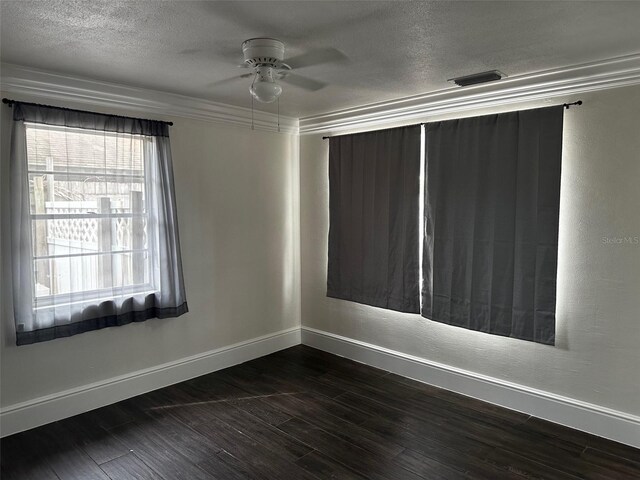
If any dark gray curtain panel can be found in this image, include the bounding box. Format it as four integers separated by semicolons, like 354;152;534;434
328;125;421;313
422;106;563;345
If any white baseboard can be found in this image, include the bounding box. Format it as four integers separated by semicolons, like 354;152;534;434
0;327;301;437
301;327;640;449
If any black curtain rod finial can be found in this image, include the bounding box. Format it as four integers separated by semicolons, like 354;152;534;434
563;100;583;109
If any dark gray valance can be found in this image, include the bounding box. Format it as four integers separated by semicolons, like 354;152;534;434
12;101;170;137
15;299;188;346
327;125;422;313
422;106;563;345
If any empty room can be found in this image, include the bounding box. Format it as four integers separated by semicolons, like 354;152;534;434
1;1;639;479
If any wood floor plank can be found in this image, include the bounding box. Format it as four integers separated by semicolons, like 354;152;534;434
384;372;531;426
109;419;216;480
0;461;60;480
197;451;263;480
580;447;640;478
361;415;497;478
0;421;108;480
446;411;584;454
275;345;388;379
192;415;321;480
585;439;640;465
1;421;75;463
205;400;313;461
294;450;371;480
180;371;251;400
258;366;348;398
482;432;630;480
334;389;447;428
119;384;201;420
225;395;293;426
69;403;136;432
322;371;527;437
317;372;454;422
482;447;583;480
392;448;473;480
46;449;110;480
55;414;130;465
525;416;640;463
277;417;425;480
247;357;333;385
210;364;297;397
438;413;622;480
99;452;164;480
340;391;501;462
149;391;227;428
279;390;372;425
258;391;371;428
259;392;405;458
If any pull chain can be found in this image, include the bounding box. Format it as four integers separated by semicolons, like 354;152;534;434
250;75;256;131
277;97;280;133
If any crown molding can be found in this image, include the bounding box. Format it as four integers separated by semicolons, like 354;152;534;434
4;53;640;137
0;63;299;134
299;53;640;134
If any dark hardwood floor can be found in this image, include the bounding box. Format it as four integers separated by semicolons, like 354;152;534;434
1;345;639;479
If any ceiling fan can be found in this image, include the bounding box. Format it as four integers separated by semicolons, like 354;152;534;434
217;38;346;103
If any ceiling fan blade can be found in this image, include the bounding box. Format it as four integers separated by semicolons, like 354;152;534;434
280;73;327;92
284;48;348;69
207;73;253;88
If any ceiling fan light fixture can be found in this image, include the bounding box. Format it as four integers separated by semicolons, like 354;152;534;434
250;65;282;103
250;78;282;103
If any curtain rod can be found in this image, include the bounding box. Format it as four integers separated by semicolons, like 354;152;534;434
2;98;174;126
321;101;583;139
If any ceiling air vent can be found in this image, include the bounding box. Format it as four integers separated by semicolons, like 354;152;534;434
449;70;505;87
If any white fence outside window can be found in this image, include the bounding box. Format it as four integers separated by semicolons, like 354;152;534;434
35;192;148;298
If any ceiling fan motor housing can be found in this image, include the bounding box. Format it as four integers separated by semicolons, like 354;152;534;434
242;38;285;67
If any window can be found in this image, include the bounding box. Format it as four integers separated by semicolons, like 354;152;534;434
7;101;188;345
27;124;154;306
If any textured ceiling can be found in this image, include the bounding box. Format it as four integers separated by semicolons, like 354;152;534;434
1;1;640;117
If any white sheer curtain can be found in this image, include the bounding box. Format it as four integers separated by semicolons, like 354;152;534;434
8;102;187;345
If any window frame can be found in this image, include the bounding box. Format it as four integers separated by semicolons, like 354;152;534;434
24;122;158;311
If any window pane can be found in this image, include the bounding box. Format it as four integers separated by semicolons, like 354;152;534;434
26;124;144;172
26;124;151;300
34;251;151;299
27;173;145;216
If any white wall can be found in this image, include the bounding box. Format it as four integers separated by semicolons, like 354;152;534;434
0;93;301;408
299;84;640;417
